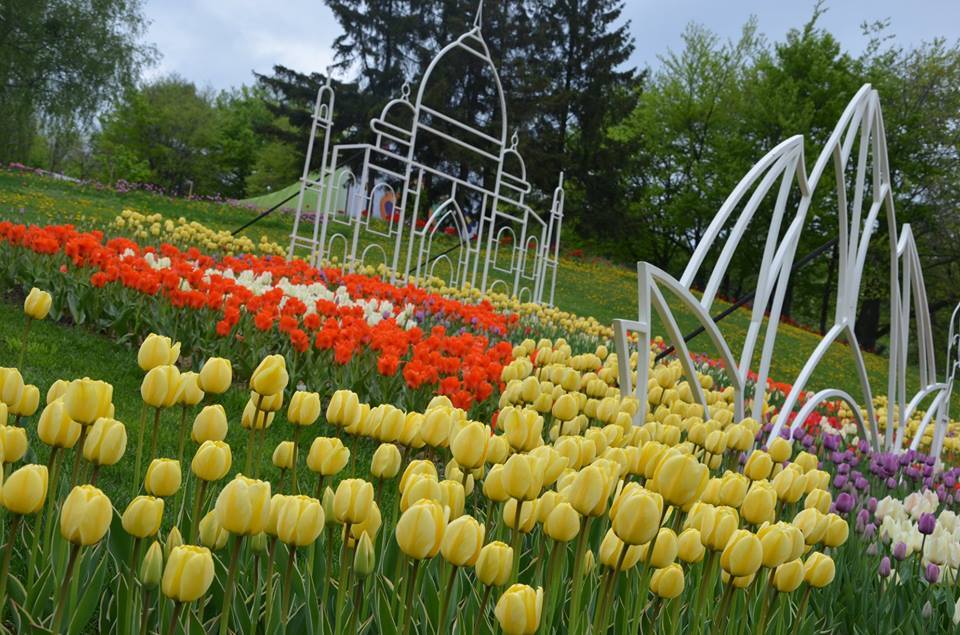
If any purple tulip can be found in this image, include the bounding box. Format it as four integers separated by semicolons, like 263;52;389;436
886;477;898;490
918;512;937;535
833;474;849;490
837;463;850;475
925;563;940;584
823;434;841;451
893;542;908;561
858;439;870;454
856;508;871;526
836;492;855;514
864;523;877;540
879;556;892;577
868;497;878;512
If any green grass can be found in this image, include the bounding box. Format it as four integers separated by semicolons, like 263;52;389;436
0;168;947;415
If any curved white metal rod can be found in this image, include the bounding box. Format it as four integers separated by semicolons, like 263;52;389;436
790;388;876;450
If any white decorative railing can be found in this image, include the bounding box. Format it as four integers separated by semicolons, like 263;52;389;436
614;84;956;459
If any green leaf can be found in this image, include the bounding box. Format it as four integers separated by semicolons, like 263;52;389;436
68;544;109;634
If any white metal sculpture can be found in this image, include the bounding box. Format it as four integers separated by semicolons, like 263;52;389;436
613;84;956;458
288;2;565;305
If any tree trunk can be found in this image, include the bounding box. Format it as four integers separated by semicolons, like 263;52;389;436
855;298;881;352
819;243;838;334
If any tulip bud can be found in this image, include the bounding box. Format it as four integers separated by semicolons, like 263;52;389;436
192;405;228;443
62;378;113;426
544;502;581;543
250;354;289;396
396;498;447;559
10;384;39;418
793;507;828;545
0;425;28;464
823;514;849;548
582;549;596;576
141;366;181;409
441;515;485;567
122;495;164;538
475;541;513;586
140;541;164;589
599;528;642;571
641;528;679;568
650;563;685;599
677;528;705;563
494;584;543;635
611;487;663;545
333;479;374;525
1;464;48;514
482;464;509;502
354;531;376;577
717;472;749;508
37;399;81;448
744;450;773;481
306;437;350;476
83;417;127;466
503;498;539;533
198;510;228;550
145;459;182;497
767;437;792;463
439;479;466;519
772;467;806;504
773;558;804;592
215;475;272;536
0;368;25;408
198;357;232;394
720;529;763;578
138;334;181;372
502;454;544;501
757;523;793;568
804;489;832;514
371;443;402;479
60;485;112;545
45;379;69;404
162;545;215;602
741;481;777;526
191;440;232;482
272;441;296;470
23;287;52;320
450;421;489;469
277;494;324;546
653;453;708;508
177;372;204;407
287;391;321;426
803;552;835;587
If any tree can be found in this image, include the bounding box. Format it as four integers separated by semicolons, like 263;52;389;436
0;0;154;167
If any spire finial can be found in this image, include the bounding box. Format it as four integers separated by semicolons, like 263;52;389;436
325;66;333;87
474;0;483;29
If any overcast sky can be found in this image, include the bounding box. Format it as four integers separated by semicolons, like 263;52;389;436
143;0;960;91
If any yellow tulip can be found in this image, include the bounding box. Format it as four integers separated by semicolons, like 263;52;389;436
441;514;485;566
122;496;165;538
494;584;543;635
757;523;793;568
347;501;382;546
483;464;510;502
475;541;513;586
306;437;350;476
63;378;113;425
652;453;708;508
822;514;849;548
145;459;182;497
370;443;402;479
767;437;792;463
277;495;324;546
598;528;642;571
82;417;127;466
138;334;181;371
551;393;578;421
804;489;832;514
650;563;685;599
677;528;705;563
198;357;232;394
1;464;48;514
60;485;112;545
486;434;510;464
772;467;806;504
141;366;180;409
773;558;805;592
718;472;749;508
641;528;679;568
192;405;228;443
395;499;447;559
501;406;543;452
400;474;442;511
420;408;453;448
793;507;828;545
10;384;39;417
0;425;28;463
23;287;52;320
177;372;204;407
333;479;374;525
544;502;580;542
354;532;376;577
198;510;229;550
565;465;609;517
0;368;24;408
503;498;539;533
191;440;232;482
287;391;321;426
792;451;819;473
803;552;835;587
450;421;489;469
502;454;544;501
140;541;163;589
162;545;215;602
611;486;663;545
215;475;272;535
249;354;289;396
720;529;763;578
272;441;296;470
741;480;777;526
439;479;466;519
38;399;81;449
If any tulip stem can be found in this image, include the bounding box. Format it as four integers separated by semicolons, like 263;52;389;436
89;464;100;486
290;427;301;494
334;524;353;634
710;579;736;635
539;541;563;635
176;404;189;467
133;404;147;497
282;545;296;624
51;542;80;634
245;426;256;475
789;585;813;635
0;514;22;626
139;589;152;635
189;480;208;544
42;445;65;562
400;559;420;635
438;564;457;631
510;499;523;583
347;577;364;635
17;316;31;370
568;516;593;632
478;584;492;625
217;536;243;635
149;407;162;465
595;543;628;634
165;601;183;635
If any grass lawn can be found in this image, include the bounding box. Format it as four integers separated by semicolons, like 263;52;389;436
0;168;947;418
